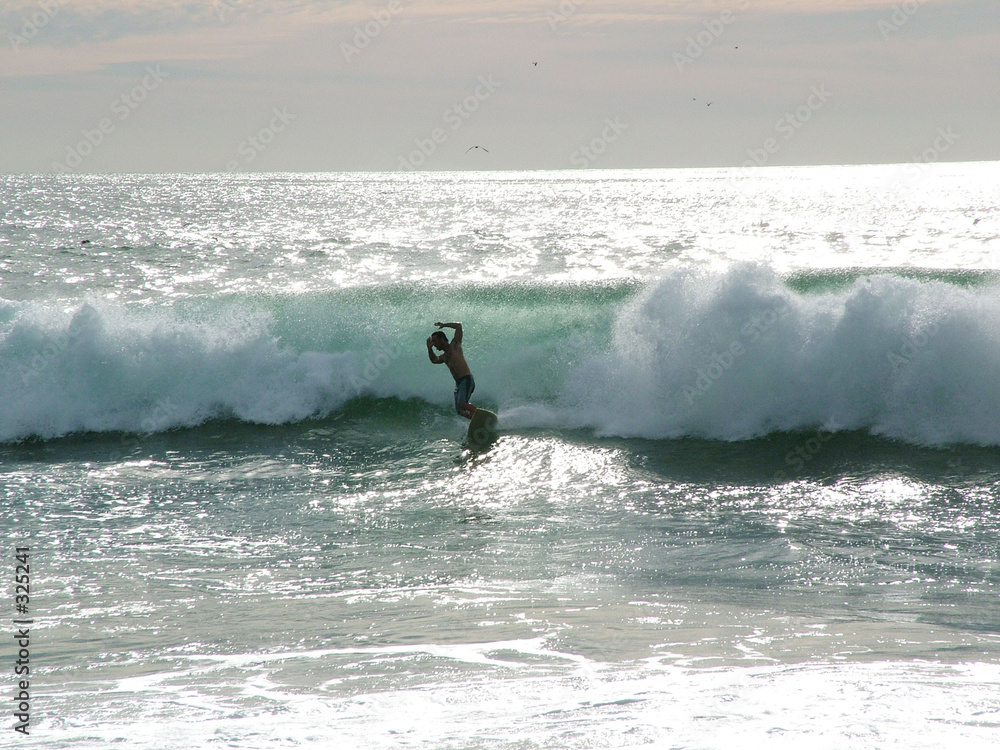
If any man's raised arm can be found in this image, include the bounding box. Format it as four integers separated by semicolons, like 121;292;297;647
426;337;443;364
435;321;462;345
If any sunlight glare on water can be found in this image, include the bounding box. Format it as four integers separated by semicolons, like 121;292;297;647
3;165;1000;748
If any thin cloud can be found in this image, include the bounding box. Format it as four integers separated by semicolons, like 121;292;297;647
0;0;302;46
0;0;941;47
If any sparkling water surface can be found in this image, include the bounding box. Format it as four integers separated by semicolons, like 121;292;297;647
2;164;1000;748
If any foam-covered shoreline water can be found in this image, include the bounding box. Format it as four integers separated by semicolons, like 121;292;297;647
41;643;1000;749
5;265;1000;446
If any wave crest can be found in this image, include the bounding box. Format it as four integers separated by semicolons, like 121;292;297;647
554;265;1000;445
5;267;1000;446
0;300;392;442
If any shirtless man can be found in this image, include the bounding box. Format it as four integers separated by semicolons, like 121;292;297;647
427;321;476;419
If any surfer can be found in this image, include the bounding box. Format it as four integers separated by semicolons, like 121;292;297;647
427;321;476;419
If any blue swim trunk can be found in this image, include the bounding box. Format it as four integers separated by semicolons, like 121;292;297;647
453;374;475;415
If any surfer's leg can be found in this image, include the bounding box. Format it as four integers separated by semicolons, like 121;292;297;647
455;375;475;418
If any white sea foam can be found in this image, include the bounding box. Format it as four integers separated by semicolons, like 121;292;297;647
544;264;1000;446
0;299;375;441
40;648;1000;749
5;264;1000;446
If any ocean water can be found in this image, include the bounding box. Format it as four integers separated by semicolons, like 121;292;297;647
2;164;1000;748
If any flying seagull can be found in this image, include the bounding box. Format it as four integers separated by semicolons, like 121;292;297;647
466;145;489;153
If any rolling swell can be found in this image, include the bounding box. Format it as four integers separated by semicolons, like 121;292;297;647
3;266;1000;447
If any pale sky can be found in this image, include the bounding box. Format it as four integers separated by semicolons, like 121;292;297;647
1;0;997;172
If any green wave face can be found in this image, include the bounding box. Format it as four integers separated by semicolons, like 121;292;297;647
6;267;1000;447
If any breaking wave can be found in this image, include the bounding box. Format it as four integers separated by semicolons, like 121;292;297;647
3;265;1000;446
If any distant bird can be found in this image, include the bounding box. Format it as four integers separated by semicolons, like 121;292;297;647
707;102;713;107
533;62;538;66
466;145;489;153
